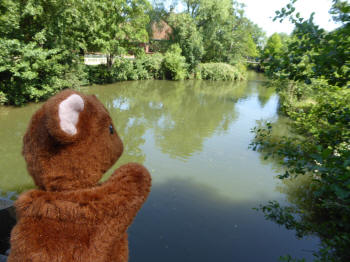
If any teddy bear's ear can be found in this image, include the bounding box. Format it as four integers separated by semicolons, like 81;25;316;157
58;94;84;135
45;91;86;143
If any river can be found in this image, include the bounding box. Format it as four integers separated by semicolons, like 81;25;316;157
0;72;318;261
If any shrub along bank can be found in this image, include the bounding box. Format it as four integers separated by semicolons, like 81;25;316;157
195;63;246;81
86;49;246;85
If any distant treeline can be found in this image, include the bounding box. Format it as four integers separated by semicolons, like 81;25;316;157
0;0;265;105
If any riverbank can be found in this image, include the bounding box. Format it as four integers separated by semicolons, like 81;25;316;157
251;79;350;261
86;57;246;84
0;50;247;106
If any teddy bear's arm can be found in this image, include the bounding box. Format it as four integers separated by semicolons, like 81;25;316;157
17;162;151;222
61;162;151;209
79;163;151;262
100;162;152;223
107;163;151;204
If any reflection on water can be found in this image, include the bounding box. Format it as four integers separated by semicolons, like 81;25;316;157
0;73;318;261
276;174;316;220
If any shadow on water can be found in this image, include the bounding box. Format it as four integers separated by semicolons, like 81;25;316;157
129;178;318;262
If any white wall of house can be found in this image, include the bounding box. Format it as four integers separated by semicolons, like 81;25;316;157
84;54;107;65
84;54;135;65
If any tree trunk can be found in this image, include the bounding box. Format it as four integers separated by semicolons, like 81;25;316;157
107;54;114;68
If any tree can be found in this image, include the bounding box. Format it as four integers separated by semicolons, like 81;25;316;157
167;12;204;71
187;0;262;64
86;0;151;67
153;0;263;65
0;0;88;105
329;0;350;23
270;0;349;85
263;33;283;57
162;44;188;80
182;0;200;17
0;0;153;105
244;34;259;58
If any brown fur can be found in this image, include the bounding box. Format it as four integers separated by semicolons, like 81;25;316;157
8;90;151;262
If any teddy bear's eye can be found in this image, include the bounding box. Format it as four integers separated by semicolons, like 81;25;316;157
109;125;114;134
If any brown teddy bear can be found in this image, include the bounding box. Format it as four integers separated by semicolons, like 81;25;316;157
8;90;151;262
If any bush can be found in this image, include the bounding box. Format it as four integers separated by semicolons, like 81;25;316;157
0;91;7;105
235;63;248;81
0;39;85;106
113;58;139;81
85;51;249;85
148;40;172;53
275;78;331;114
195;63;246;81
162;44;188;80
133;58;150;80
251;81;350;261
136;53;164;79
85;64;114;84
86;54;166;84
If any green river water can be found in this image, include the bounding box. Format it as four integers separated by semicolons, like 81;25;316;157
0;73;318;261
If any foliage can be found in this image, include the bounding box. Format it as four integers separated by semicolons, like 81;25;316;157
86;57;148;84
0;0;151;105
148;39;172;53
162;44;188;80
171;0;266;64
191;0;259;63
0;0;91;105
330;0;350;23
263;33;283;57
261;32;290;74
86;65;113;84
114;58;142;81
261;33;290;78
244;34;259;58
0;0;88;50
85;0;151;67
0;0;260;105
87;51;188;83
86;52;248;84
0;92;7;105
0;39;84;105
168;12;204;72
195;63;246;81
253;1;350;261
263;0;349;87
137;53;164;79
150;0;263;72
252;83;350;261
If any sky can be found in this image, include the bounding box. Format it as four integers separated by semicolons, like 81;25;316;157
236;0;340;36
